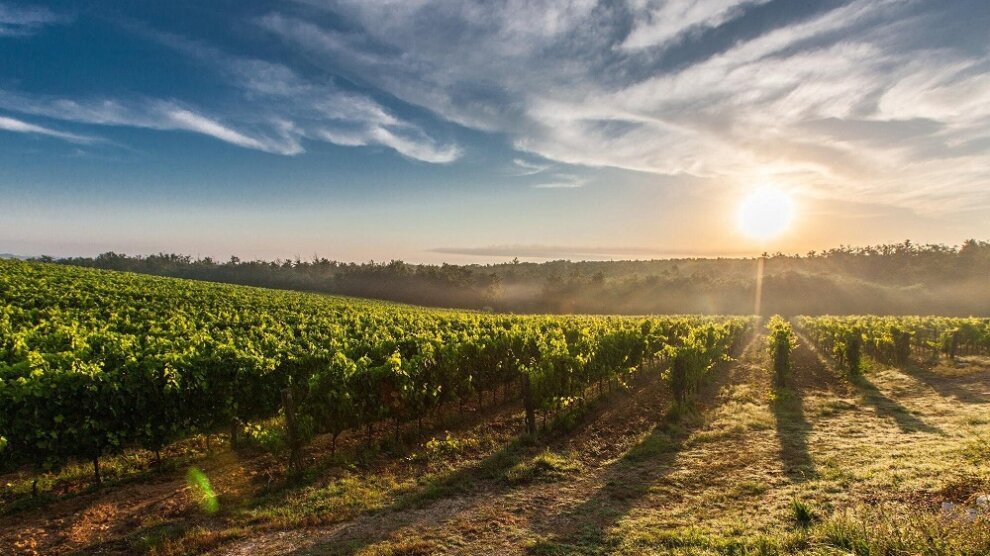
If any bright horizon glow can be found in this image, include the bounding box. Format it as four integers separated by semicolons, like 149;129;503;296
737;187;796;241
0;2;988;261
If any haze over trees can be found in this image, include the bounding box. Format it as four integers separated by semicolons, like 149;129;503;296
49;240;990;316
3;258;989;554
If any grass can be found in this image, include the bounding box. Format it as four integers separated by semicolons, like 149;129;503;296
3;337;990;555
0;432;225;516
816;504;990;555
504;450;583;485
790;499;816;527
962;433;990;463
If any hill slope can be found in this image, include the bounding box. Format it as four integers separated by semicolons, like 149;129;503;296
51;239;990;315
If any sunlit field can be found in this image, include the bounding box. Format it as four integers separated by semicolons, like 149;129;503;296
3;1;990;555
2;261;989;555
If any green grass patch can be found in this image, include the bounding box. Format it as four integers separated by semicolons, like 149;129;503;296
505;450;583;485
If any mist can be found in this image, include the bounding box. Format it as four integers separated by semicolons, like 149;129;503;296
47;240;990;316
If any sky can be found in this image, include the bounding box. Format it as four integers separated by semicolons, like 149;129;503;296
1;0;989;263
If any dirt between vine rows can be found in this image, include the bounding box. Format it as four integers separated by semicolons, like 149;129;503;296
4;331;990;555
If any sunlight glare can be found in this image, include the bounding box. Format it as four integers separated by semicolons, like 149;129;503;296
737;186;795;240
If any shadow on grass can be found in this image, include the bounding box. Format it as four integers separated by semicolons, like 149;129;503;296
524;360;737;556
770;340;826;482
525;411;696;555
0;442;213;518
282;374;665;556
796;333;943;436
772;388;816;482
243;390;532;511
899;362;990;405
277;440;537;555
394;435;535;510
850;373;943;435
225;447;522;555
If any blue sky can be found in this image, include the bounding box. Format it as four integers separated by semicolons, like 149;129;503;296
2;0;989;262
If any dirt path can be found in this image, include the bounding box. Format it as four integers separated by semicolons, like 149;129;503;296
5;330;989;555
0;442;283;555
217;330;990;556
212;333;767;555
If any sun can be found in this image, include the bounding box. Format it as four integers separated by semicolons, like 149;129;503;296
737;186;795;240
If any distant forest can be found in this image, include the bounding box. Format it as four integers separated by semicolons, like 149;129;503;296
45;240;990;316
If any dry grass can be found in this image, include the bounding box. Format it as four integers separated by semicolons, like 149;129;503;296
2;332;989;555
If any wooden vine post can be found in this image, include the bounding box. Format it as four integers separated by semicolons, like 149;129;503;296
522;373;536;435
282;388;303;473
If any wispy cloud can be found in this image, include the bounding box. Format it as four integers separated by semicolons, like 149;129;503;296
0;2;65;36
0;80;457;161
0;92;301;154
0;114;97;143
124;26;461;162
262;0;990;211
165;108;296;154
621;0;771;50
512;158;551;175
531;175;585;189
4;0;988;207
531;183;583;189
0;21;461;162
512;158;584;188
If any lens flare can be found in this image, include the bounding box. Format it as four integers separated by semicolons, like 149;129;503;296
738;187;795;240
187;466;219;514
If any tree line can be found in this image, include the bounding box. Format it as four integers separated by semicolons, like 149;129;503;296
42;239;990;315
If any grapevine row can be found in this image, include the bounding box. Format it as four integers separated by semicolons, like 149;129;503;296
0;260;750;480
794;315;990;374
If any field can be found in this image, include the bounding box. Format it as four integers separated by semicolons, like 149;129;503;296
2;261;990;555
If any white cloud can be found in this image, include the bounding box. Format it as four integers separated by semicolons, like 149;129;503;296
0;23;461;163
512;158;551;175
127;27;460;162
367;126;461;163
0;91;303;155
6;0;986;205
511;158;583;187
0;71;459;161
0;2;64;36
878;57;990;123
165;108;299;154
621;0;771;50
262;0;990;211
0;115;97;143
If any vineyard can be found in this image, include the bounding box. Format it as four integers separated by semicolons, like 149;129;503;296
0;260;750;482
795;315;990;375
2;260;990;555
